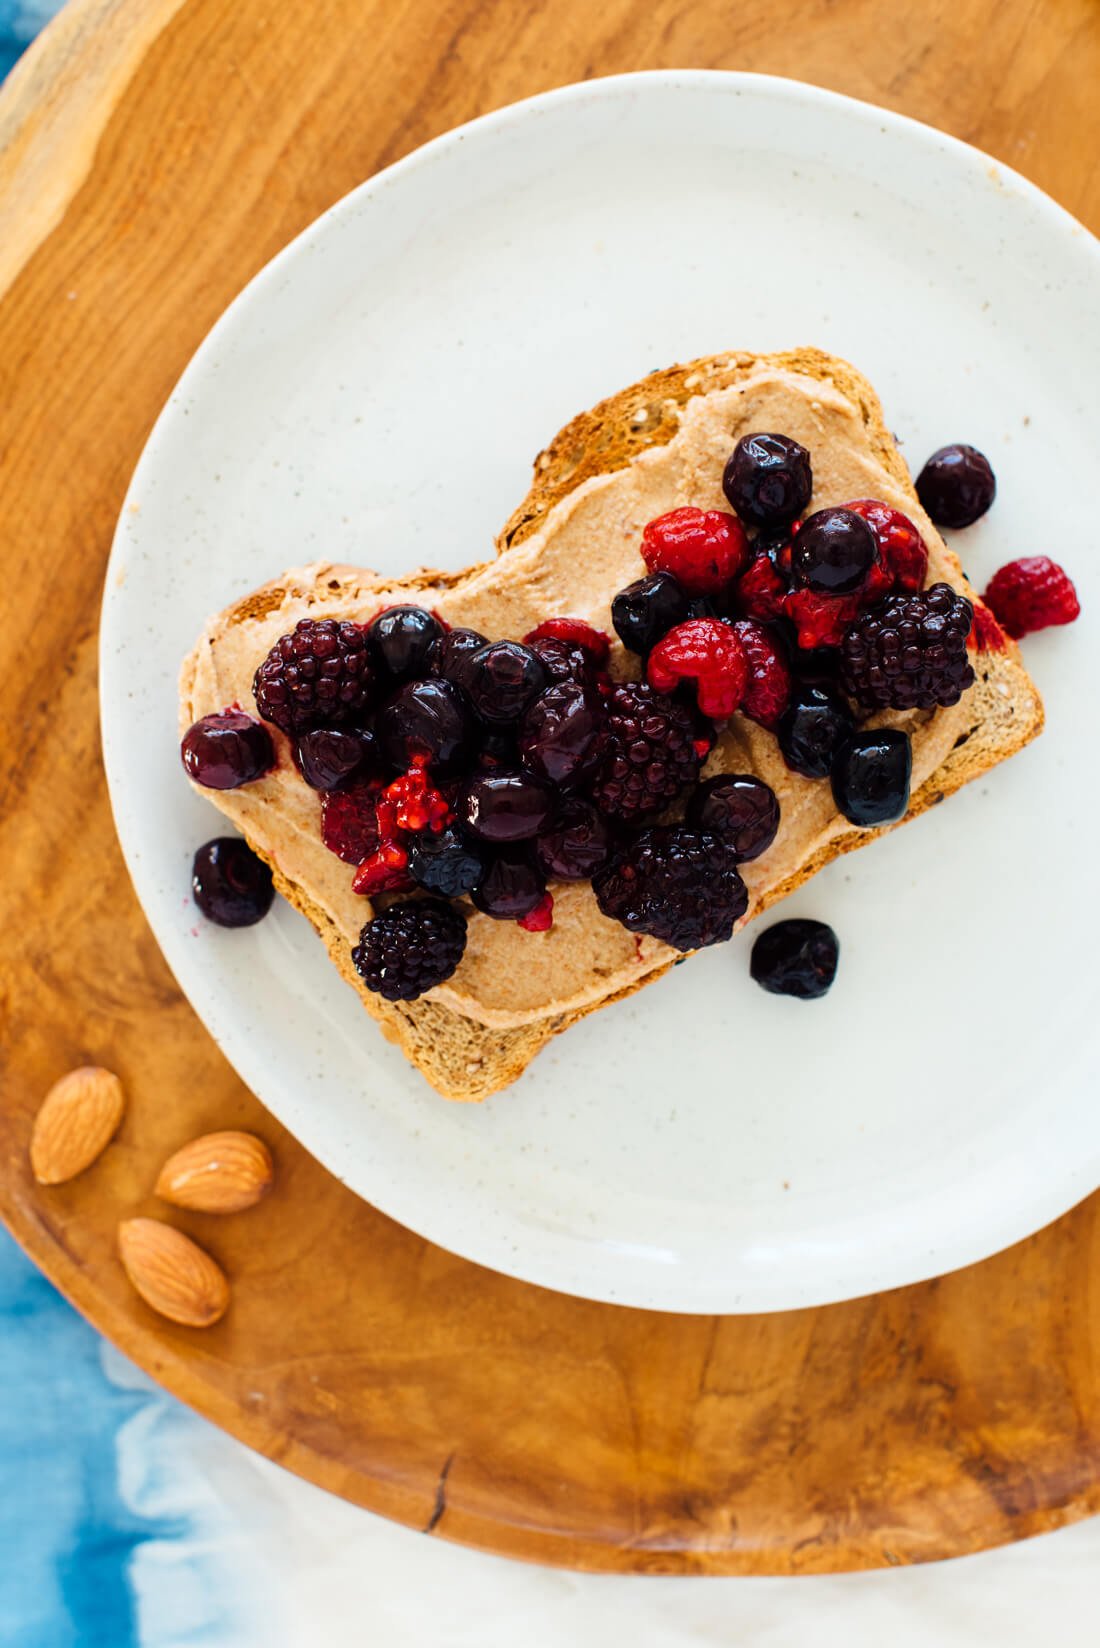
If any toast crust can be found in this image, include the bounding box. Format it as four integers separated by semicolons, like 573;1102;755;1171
182;350;1043;1100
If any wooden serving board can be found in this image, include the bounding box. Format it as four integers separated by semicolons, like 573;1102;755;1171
2;0;1099;1576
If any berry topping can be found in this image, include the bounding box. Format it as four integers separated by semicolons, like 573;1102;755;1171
181;710;274;790
722;432;813;530
351;841;412;897
368;605;444;680
429;626;488;688
685;775;780;861
735;549;790;622
517;892;554;932
916;444;996;529
641;507;750;595
523;618;610;664
253;618;373;734
472;852;546;920
378;767;452;834
783;586;862;650
845;499;928;594
611;571;693;656
983;556;1080;639
969;601;1008;654
750;919;838;999
593;827;748;951
407;826;486;898
352;898;467;1001
320;779;382;864
376;678;475;776
476;730;520;770
791;507;879;595
841;583;975;711
295;726;376;791
458;770;556;843
831;729;912;827
464;640;550;726
728;619;792;729
777;683;854;779
525;635;598;688
191;837;275;928
519;681;607;787
647;618;749;718
534;798;612;881
589;682;707;822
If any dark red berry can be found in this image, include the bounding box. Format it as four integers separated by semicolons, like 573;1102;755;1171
722;432;812;530
472;852;546;920
464;640;549;727
969;601;1008;654
593;827;747;951
647;618;749;718
458;770;556;843
517;891;554;932
192;837;274;927
376;678;475;775
983;556;1080;639
181;710;274;790
728;619;791;729
519;681;606;788
831;729;912;826
589;682;707;823
784;586;862;650
476;730;520;770
429;627;488;689
916;445;996;529
524;636;597;689
253;618;373;734
407;826;486;898
295;727;375;791
735;550;790;621
368;605;444;679
792;507;878;595
352;898;467;1001
320;779;382;864
751;919;838;999
777;684;854;780
377;768;452;834
351;841;412;897
685;775;780;861
641;507;751;595
523;618;610;664
845;499;928;594
841;583;975;711
611;571;693;655
534;798;612;880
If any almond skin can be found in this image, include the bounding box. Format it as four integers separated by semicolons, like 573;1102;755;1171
155;1131;274;1213
31;1066;126;1185
118;1218;230;1327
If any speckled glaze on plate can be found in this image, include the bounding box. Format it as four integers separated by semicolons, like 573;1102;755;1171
101;72;1100;1313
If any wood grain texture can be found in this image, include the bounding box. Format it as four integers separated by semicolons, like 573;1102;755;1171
1;0;1099;1574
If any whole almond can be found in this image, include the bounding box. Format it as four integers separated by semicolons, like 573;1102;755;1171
155;1131;273;1213
118;1218;230;1327
31;1066;126;1185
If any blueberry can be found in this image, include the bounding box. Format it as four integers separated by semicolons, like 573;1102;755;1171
611;571;693;655
406;826;486;898
722;433;813;531
376;679;475;776
519;682;606;788
180;711;274;790
915;444;996;529
472;851;546;919
685;775;780;861
464;640;549;727
792;508;878;594
526;636;597;687
295;727;376;791
831;729;912;826
750;919;838;999
191;837;274;927
368;605;444;679
458;770;557;842
534;798;612;880
777;684;854;779
429;626;488;689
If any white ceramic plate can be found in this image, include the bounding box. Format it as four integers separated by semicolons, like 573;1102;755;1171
101;71;1100;1313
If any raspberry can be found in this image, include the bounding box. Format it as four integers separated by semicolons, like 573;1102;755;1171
517;892;554;932
841;583;975;711
783;586;862;650
728;619;791;729
253;618;373;734
647;618;748;718
845;499;928;594
735;550;789;621
969;601;1008;654
351;841;411;897
352;898;467;1001
983;556;1080;639
589;682;706;822
641;507;750;595
593;827;748;951
523;618;610;665
320;779;382;864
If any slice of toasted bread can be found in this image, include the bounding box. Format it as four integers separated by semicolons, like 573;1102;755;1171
181;349;1042;1100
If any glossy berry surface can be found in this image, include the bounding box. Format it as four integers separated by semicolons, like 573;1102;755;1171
777;684;854;779
831;729;912;826
534;798;612;881
750;919;838;999
320;779;381;864
783;586;862;650
429;626;488;688
523;618;610;664
589;682;707;822
641;507;750;595
983;556;1081;639
685;775;780;861
845;499;928;594
376;678;475;775
517;892;555;932
464;640;549;727
611;571;693;655
458;770;556;842
192;837;274;928
915;444;996;529
841;583;975;710
728;619;792;729
524;636;597;688
519;681;606;787
352;898;467;1001
368;605;444;680
472;852;546;920
253;618;373;734
295;726;375;791
351;841;411;897
181;710;274;790
407;826;486;898
593;827;747;951
735;550;790;622
722;432;812;530
647;618;749;718
792;507;878;595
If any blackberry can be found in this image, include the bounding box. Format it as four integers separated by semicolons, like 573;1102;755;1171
253;618;373;735
589;682;706;823
351;898;467;1001
593;827;747;951
841;583;975;711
